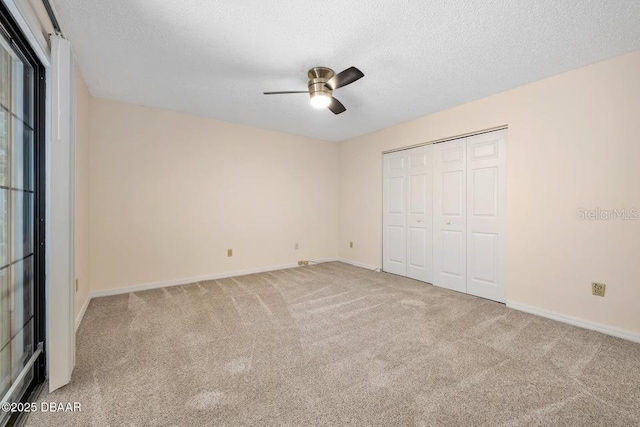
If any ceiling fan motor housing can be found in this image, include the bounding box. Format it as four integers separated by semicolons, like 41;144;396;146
307;67;334;100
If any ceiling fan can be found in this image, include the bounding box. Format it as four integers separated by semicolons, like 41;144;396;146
263;66;364;115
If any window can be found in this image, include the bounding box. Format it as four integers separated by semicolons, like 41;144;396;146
0;3;46;425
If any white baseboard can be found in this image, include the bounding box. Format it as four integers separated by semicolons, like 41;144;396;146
507;301;640;344
336;258;381;272
89;258;339;299
75;295;91;332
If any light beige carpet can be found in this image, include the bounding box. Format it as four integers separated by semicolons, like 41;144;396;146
26;262;640;426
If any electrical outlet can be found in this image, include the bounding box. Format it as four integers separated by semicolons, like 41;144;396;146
592;282;606;297
227;248;233;257
75;278;79;293
349;241;353;248
295;243;299;250
298;260;309;266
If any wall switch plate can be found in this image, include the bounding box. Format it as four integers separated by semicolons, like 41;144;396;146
592;282;606;297
349;241;353;248
227;248;233;257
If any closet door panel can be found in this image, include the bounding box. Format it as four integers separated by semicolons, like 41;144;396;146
433;139;467;293
442;229;464;277
383;151;407;275
466;130;507;302
406;146;432;282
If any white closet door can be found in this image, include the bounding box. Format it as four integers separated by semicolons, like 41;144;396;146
466;130;507;302
406;146;432;282
433;139;467;293
383;151;407;275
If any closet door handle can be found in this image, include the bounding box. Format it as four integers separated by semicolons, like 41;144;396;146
417;219;422;223
445;220;451;225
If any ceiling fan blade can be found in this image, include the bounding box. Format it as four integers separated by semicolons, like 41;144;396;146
328;97;346;115
263;91;308;95
326;66;364;90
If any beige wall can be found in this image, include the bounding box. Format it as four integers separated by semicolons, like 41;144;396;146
338;52;640;334
88;99;339;292
74;67;91;319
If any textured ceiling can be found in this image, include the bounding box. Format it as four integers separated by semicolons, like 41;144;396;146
52;0;640;142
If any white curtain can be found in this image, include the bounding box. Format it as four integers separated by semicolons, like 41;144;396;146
48;34;75;392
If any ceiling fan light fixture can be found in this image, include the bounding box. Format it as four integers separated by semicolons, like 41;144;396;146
310;92;331;109
263;66;364;115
